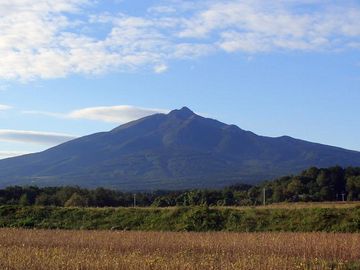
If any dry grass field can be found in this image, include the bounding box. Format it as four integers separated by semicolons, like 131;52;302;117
0;229;359;270
223;201;360;210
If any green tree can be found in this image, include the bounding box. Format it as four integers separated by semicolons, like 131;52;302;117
302;167;319;179
92;188;117;207
248;187;261;205
272;186;285;202
19;194;30;206
222;190;234;206
319;186;332;201
316;170;330;187
287;178;305;195
346;176;360;200
35;193;53;206
64;193;88;207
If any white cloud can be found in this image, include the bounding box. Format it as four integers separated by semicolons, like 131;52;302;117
22;105;169;123
172;43;215;59
219;32;271;53
179;1;360;53
68;105;169;123
0;129;76;145
0;151;29;159
22;110;66;118
0;0;90;80
0;0;359;81
148;6;177;14
154;64;168;74
0;104;12;111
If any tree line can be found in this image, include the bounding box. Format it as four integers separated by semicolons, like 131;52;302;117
0;166;359;207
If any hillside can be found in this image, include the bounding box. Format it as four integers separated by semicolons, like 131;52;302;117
0;107;360;190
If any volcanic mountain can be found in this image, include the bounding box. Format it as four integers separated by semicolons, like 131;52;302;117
0;107;360;190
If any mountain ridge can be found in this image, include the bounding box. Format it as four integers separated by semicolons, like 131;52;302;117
0;107;359;190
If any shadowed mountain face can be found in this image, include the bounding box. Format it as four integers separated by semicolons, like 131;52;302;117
0;107;360;190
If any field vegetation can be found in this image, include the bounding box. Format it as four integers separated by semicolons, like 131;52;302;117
0;205;359;232
0;229;359;270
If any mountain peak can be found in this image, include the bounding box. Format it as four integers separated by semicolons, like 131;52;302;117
168;106;195;118
1;106;360;190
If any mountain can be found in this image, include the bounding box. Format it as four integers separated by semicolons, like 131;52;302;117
0;107;360;190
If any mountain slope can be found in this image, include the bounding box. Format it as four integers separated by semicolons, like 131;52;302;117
0;107;360;190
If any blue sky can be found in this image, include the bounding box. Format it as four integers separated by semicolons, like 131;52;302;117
0;0;359;159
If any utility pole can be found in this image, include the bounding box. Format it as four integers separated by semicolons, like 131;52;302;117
133;194;136;207
263;188;266;206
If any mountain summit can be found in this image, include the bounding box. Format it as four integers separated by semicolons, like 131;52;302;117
0;107;360;190
170;106;195;117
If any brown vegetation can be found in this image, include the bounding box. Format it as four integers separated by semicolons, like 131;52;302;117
0;229;359;269
223;201;360;210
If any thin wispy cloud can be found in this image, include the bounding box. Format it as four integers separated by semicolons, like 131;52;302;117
0;104;12;111
154;64;168;74
69;105;168;123
0;151;29;159
22;110;65;118
0;0;359;81
0;129;77;145
23;105;169;124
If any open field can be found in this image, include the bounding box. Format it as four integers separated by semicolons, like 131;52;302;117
0;229;359;270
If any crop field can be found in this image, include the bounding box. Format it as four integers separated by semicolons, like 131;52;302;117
0;229;359;270
223;201;360;210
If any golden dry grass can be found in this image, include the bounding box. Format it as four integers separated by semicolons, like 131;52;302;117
0;229;359;269
130;201;360;210
221;201;360;210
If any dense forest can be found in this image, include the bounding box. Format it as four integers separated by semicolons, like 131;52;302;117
0;166;359;207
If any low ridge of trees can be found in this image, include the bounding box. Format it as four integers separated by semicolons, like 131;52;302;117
0;166;359;207
260;166;360;204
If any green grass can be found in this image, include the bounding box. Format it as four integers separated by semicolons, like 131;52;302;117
0;205;359;232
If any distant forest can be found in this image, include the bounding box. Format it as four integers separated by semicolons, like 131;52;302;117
0;166;359;207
